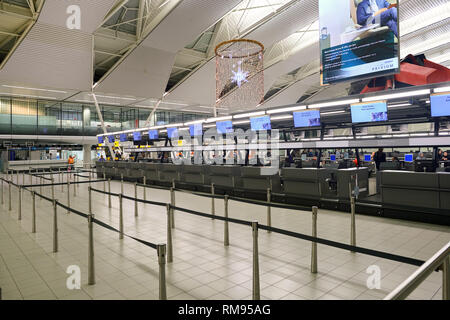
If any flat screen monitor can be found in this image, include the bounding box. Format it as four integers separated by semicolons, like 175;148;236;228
364;154;372;162
250;116;271;131
330;154;336;161
189;123;203;136
216;120;233;134
133;131;141;141
351;101;388;123
108;135;115;143
404;154;413;162
431;92;450;117
293;110;321;128
97;136;104;144
167;127;178;139
120;133;127;142
148;130;158;140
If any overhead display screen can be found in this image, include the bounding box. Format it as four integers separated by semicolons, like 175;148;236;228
330;155;336;161
250;116;271;131
167;127;178;139
431;92;450;117
108;135;115;143
319;0;399;85
133;131;141;141
216;120;233;134
404;154;413;162
189;123;203;136
293;110;321;128
120;133;127;142
97;136;104;144
351;101;388;123
364;154;372;162
148;130;158;140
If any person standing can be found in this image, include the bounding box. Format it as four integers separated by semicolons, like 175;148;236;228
373;148;386;170
357;0;398;38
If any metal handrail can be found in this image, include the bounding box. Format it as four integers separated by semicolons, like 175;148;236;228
384;241;450;300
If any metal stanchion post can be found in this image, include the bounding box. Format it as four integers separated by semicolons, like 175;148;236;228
119;194;124;240
16;170;18;184
443;257;449;300
103;173;106;193
88;213;95;285
267;188;271;233
89;170;92;188
108;179;112;208
53;199;58;253
32;191;36;233
51;176;55;200
172;179;175;189
134;182;138;217
18;187;22;220
157;244;167;300
252;221;260;300
1;179;3;205
40;176;42;197
311;206;318;274
8;182;12;211
211;183;215;218
224;195;229;246
73;175;76;197
29;168;32;184
88;186;92;214
166;204;173;263
143;176;147;201
22;171;25;185
121;174;124;194
351;196;356;252
170;187;175;228
67;179;70;214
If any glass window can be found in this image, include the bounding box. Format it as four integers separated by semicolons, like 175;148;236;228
61;103;83;135
103;106;122;133
0;97;11;134
38;101;60;135
12;98;37;135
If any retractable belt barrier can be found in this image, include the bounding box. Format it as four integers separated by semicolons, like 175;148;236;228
21;179;107;188
89;185;426;268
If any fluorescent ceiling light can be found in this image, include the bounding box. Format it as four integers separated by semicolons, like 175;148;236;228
161;101;189;106
271;115;293;121
2;85;67;94
149;125;166;130
362;89;430;102
388;103;412;108
165;123;183;128
434;86;450;93
0;92;58;100
233;120;251;125
76;99;120;105
184;119;205;126
160;129;168;133
357;135;376;139
321;110;346;115
233;111;265;119
205;116;232;123
266;105;306;114
204;124;216;128
89;94;136;101
308;99;359;109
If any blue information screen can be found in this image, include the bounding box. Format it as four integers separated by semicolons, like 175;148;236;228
216;121;233;134
133;131;141;141
120;133;127;142
351;101;388;123
189;123;203;136
108;135;115;143
97;136;104;144
364;154;372;162
167;127;178;139
404;154;413;162
148;130;158;140
250;116;271;131
293;110;321;128
330;154;336;161
431;93;450;117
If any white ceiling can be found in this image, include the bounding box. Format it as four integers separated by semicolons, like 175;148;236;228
0;0;448;116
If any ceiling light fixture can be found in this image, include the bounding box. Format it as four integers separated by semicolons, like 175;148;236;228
308;99;359;109
434;86;450;93
266;105;306;114
205;116;232;123
233;111;265;119
362;89;430;102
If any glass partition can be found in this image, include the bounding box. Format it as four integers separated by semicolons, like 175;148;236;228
61;103;83;135
38;101;60;135
0;97;11;134
12;98;37;135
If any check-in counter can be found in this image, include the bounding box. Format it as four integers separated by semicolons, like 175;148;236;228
281;168;326;199
7;159;68;172
159;164;181;183
336;167;369;200
209;165;242;189
183;164;209;185
438;173;450;209
240;167;281;193
380;171;441;209
142;163;161;182
128;162;145;181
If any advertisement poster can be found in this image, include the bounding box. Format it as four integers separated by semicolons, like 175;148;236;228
319;0;399;85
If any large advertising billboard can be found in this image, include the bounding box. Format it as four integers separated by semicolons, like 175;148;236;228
319;0;399;85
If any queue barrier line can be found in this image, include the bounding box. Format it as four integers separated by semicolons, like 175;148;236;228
89;186;426;267
21;179;107;188
24;186;159;251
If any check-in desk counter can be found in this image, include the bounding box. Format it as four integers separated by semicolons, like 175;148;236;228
159;164;181;184
96;161;105;176
142;163;161;182
128;162;145;181
380;171;450;210
182;165;209;185
281;168;326;199
209;165;242;189
115;162;130;180
240;167;281;193
336;167;369;200
101;162;116;179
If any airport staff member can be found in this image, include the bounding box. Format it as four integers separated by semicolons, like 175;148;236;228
357;0;398;38
416;153;426;160
373;148;386;170
443;152;449;161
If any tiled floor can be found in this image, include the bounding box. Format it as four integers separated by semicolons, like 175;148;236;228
0;173;449;300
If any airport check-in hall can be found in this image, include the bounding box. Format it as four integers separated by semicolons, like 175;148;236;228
0;0;449;306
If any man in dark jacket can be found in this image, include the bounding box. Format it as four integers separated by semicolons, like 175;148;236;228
373;148;386;170
357;0;398;38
